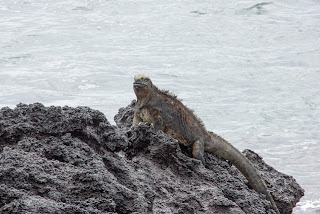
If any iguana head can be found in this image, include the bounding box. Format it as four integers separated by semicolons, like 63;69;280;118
133;74;153;102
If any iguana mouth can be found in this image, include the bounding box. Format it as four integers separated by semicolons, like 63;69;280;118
133;82;147;88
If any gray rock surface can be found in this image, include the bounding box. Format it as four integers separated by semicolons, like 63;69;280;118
0;102;304;213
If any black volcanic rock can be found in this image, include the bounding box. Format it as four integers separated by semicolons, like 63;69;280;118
0;102;304;213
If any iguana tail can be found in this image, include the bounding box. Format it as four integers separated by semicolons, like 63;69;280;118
206;133;280;214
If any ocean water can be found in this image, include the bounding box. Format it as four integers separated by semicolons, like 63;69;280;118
0;0;319;213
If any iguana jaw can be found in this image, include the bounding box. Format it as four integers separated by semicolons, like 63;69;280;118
133;82;147;88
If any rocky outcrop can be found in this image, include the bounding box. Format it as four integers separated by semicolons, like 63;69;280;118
0;102;304;213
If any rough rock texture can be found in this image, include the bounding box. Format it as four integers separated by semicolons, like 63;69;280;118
0;102;304;214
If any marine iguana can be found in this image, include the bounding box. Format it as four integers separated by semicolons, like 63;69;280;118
132;74;280;214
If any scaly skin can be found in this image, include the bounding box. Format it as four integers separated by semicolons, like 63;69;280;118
132;74;280;214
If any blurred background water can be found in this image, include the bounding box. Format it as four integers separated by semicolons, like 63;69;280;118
0;0;319;213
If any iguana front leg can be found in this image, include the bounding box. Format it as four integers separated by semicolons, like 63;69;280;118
192;139;206;166
133;107;162;129
133;113;153;128
133;109;143;126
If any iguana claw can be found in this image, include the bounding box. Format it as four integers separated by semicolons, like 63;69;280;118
138;122;154;128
